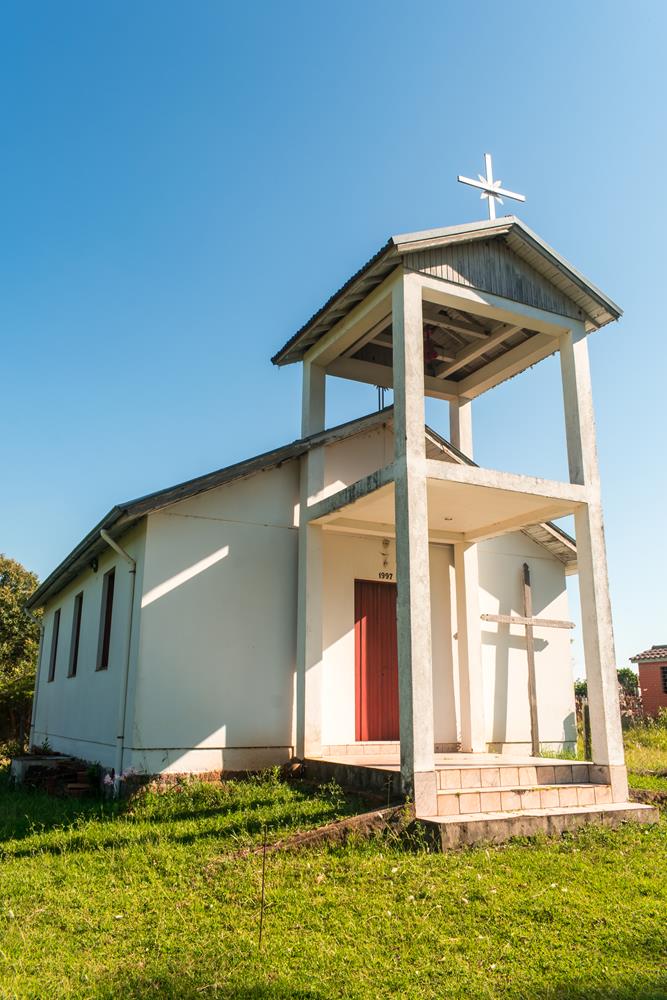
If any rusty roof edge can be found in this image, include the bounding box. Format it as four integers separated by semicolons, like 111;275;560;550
271;237;398;366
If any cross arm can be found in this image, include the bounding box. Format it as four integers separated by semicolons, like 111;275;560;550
481;613;575;630
457;175;526;202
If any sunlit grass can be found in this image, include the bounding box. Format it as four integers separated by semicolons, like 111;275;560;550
0;765;665;999
624;714;667;774
629;772;667;793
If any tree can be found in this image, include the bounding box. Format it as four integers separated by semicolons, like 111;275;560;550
0;555;41;744
617;667;639;695
574;668;639;701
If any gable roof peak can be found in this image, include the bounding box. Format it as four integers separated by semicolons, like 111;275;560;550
272;216;621;367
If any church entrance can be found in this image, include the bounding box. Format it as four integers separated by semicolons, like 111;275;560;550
354;579;400;741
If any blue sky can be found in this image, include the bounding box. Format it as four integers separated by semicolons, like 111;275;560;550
2;1;665;674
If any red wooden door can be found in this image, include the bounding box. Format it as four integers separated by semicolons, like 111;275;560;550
355;579;399;741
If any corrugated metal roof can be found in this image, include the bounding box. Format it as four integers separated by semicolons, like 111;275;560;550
272;216;622;366
27;407;577;610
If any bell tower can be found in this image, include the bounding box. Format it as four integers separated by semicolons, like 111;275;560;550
273;214;627;815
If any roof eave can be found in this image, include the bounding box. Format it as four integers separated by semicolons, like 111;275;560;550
26;506;132;610
25;409;397;610
271;239;399;367
273;217;623;365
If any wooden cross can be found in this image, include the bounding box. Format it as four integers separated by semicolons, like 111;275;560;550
481;562;574;756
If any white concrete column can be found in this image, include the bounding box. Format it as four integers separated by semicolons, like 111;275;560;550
301;362;326;440
450;399;485;752
454;542;486;752
392;272;437;816
449;398;473;459
295;361;326;759
560;326;627;800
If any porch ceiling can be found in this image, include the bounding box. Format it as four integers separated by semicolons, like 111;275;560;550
311;476;577;544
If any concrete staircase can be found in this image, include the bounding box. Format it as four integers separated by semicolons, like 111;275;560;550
426;760;656;849
304;754;658;849
436;760;611;816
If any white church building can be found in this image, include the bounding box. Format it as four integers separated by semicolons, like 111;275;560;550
27;215;637;822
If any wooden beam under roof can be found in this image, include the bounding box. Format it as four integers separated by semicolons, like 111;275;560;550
423;324;457;363
456;332;557;398
434;323;523;379
327;356;460;401
342;313;392;358
422;305;491;340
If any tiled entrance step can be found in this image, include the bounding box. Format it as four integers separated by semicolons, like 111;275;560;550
321;742;459;757
437;781;611;817
436;761;594;791
436;761;612;817
321;743;400;757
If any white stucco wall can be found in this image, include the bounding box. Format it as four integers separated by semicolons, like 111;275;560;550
126;462;300;774
31;524;146;768
31;421;576;774
477;533;577;751
321;422;393;500
320;533;459;748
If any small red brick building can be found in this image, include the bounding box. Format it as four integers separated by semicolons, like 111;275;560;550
630;645;667;718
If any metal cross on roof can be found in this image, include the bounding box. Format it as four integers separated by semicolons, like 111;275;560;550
458;153;526;220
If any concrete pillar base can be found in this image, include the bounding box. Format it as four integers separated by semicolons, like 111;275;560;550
409;769;438;817
589;763;629;802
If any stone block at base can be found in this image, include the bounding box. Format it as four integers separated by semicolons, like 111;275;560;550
419;802;658;851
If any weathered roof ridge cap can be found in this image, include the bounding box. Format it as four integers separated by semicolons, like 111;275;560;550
391;215;518;248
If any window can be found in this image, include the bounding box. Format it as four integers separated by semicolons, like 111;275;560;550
47;609;61;682
96;569;115;670
661;666;667;695
68;592;83;678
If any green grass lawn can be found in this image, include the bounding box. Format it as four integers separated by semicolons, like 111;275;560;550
624;716;667;774
630;771;667;792
0;767;666;1000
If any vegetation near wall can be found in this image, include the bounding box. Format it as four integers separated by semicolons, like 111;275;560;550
0;555;40;746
